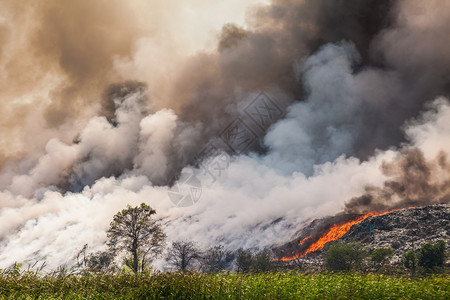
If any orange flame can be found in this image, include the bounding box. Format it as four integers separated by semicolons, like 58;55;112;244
280;210;400;261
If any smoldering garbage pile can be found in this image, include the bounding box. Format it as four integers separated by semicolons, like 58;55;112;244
275;204;450;269
343;204;450;258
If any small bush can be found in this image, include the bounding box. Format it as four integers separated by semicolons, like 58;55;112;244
418;240;446;271
324;242;367;271
403;251;418;274
86;251;115;272
371;247;394;268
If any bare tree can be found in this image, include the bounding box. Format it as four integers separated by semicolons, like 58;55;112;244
201;245;233;273
166;241;200;271
107;203;166;273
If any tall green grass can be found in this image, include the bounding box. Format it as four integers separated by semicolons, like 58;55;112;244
1;271;449;299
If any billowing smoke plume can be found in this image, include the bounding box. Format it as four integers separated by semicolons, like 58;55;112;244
346;99;450;213
1;0;450;269
0;0;262;166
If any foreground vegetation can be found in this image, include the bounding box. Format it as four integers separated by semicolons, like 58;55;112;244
2;205;447;299
1;271;449;299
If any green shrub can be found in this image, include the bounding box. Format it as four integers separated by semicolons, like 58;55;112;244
324;242;367;271
418;240;446;271
371;247;394;268
403;251;418;274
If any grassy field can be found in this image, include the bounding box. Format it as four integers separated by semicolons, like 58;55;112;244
0;271;449;299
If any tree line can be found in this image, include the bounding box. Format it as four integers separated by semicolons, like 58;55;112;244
321;240;447;274
77;203;276;274
72;203;448;275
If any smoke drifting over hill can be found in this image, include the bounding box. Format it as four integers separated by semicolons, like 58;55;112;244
1;0;450;269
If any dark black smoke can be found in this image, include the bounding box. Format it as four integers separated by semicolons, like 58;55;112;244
101;81;148;125
346;149;450;213
175;0;396;130
168;0;450;176
132;0;400;182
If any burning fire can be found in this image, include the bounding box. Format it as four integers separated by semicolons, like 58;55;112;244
280;210;400;261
